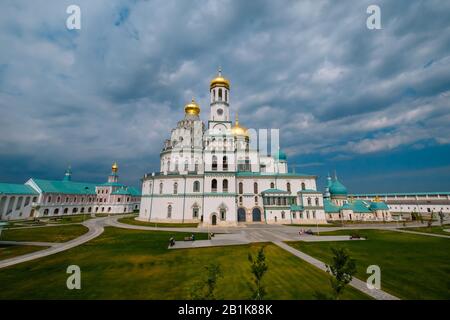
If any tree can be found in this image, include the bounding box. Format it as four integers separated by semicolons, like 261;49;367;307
427;212;434;228
248;246;269;300
438;211;445;225
189;263;223;300
326;247;357;300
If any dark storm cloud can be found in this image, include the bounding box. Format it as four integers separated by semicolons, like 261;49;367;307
0;0;450;189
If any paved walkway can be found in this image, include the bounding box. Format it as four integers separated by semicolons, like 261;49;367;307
391;228;450;239
0;217;106;269
273;241;400;300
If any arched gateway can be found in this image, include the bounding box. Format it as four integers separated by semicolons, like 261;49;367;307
237;207;246;222
252;207;262;222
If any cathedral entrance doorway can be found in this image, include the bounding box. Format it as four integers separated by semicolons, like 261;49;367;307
237;207;246;222
252;207;262;222
211;214;217;225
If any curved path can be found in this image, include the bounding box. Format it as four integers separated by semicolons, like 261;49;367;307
0;217;107;270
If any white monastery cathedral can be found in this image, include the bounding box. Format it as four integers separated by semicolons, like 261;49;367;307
139;70;395;226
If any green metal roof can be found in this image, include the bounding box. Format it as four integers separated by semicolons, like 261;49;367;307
369;201;389;210
261;188;289;194
236;172;315;177
111;186;141;196
101;182;126;187
329;179;348;195
298;189;320;193
324;199;340;213
0;183;38;195
350;192;450;196
290;204;304;211
32;179;97;195
324;198;384;214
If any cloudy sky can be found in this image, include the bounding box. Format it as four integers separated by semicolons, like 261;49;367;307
1;0;450;193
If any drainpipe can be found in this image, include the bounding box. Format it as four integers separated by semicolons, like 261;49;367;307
182;174;187;223
149;175;155;222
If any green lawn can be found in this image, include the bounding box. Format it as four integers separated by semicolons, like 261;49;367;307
400;225;450;236
287;229;450;300
0;227;368;299
0;225;89;243
0;245;47;260
119;217;199;228
45;214;92;224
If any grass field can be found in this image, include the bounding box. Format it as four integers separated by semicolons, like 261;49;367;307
287;229;450;300
0;225;89;243
0;227;368;299
0;244;47;260
119;217;199;228
401;225;450;236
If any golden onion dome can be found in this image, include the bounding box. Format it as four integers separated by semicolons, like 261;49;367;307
184;98;200;116
210;67;230;90
112;162;118;173
230;114;249;137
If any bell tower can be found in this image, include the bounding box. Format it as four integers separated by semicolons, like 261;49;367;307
208;67;231;133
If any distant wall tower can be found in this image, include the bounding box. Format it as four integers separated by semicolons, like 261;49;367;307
63;166;72;181
108;162;119;183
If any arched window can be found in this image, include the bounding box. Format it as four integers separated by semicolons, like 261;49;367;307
72;208;77;213
218;88;222;101
47;196;52;203
301;182;306;190
220;208;226;220
184;161;189;172
193;181;200;192
223;179;228;192
307;197;312;206
81;207;85;213
88;207;92;213
173;182;178;194
159;182;163;194
225;90;228;102
254;182;258;194
44;209;49;215
239;196;243;205
108;207;111;212
211;179;217;192
281;211;285;219
315;198;319;206
212;155;218;171
53;208;59;215
167;205;172;218
223;156;228;171
255;196;258;205
64;208;68;214
287;182;291;193
270;182;275;189
239;182;243;194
